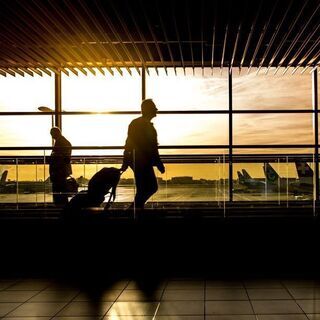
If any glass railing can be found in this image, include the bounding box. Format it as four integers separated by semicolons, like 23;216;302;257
0;147;317;216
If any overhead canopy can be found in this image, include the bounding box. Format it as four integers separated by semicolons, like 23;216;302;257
0;0;319;76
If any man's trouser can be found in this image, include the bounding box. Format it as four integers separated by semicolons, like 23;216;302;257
131;164;158;208
51;178;68;206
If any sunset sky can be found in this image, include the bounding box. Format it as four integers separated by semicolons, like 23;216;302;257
0;67;314;147
0;67;317;180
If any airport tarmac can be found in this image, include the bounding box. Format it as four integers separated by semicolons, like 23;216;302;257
0;185;312;204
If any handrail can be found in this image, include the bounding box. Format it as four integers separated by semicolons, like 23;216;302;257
0;153;316;164
0;144;316;150
0;109;315;116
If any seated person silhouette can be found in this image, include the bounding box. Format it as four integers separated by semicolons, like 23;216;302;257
49;127;72;206
121;99;165;209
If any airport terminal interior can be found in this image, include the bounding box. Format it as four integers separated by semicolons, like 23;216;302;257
0;0;320;318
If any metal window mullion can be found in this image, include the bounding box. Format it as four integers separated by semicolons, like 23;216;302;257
55;71;62;129
229;66;233;202
313;67;319;204
142;67;146;100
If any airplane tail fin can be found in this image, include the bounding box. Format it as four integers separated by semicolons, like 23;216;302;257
263;163;279;183
0;170;8;185
237;171;244;181
242;169;252;180
295;162;313;178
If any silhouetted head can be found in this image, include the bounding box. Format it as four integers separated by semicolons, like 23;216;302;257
141;99;158;119
50;127;62;139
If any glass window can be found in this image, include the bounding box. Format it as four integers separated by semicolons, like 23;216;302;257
159;148;228;155
146;67;228;110
233;67;312;110
0;116;52;147
233;160;314;202
62;115;135;149
0;74;54;112
62;68;141;111
62;114;228;151
154;114;228;145
152;163;229;203
233;114;313;145
0;161;51;204
233;148;314;155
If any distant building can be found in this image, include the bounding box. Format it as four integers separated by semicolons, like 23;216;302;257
171;176;193;184
119;178;135;185
157;177;164;184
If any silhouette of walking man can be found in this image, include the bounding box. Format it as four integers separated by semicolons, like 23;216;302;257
49;127;72;206
121;99;165;209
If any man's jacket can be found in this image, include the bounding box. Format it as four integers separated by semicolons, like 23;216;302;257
123;117;162;168
49;135;72;181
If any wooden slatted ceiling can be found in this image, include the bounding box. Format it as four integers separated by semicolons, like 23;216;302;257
0;0;319;76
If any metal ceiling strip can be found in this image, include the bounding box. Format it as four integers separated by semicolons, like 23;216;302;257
248;0;278;73
275;0;320;73
19;1;84;66
256;0;293;72
220;25;228;73
0;68;15;76
200;0;204;73
186;0;195;73
18;67;33;76
9;67;23;76
291;41;320;74
33;0;103;74
139;0;167;74
0;44;36;68
0;18;62;67
28;68;43;76
267;0;309;72
37;67;52;76
109;0;148;74
172;0;185;72
125;0;157;74
95;0;140;75
210;0;217;74
231;24;241;68
285;24;320;72
59;0;114;76
78;0;125;75
239;0;263;71
156;0;176;74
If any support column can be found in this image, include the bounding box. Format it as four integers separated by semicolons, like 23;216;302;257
142;66;146;100
55;71;62;129
313;67;319;204
228;66;233;202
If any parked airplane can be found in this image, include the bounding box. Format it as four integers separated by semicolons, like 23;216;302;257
76;175;90;187
0;170;8;185
0;170;51;194
237;169;266;191
290;162;313;195
263;162;313;196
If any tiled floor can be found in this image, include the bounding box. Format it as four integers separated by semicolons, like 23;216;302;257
1;278;320;319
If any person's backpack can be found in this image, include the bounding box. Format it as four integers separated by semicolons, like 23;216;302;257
67;167;121;212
